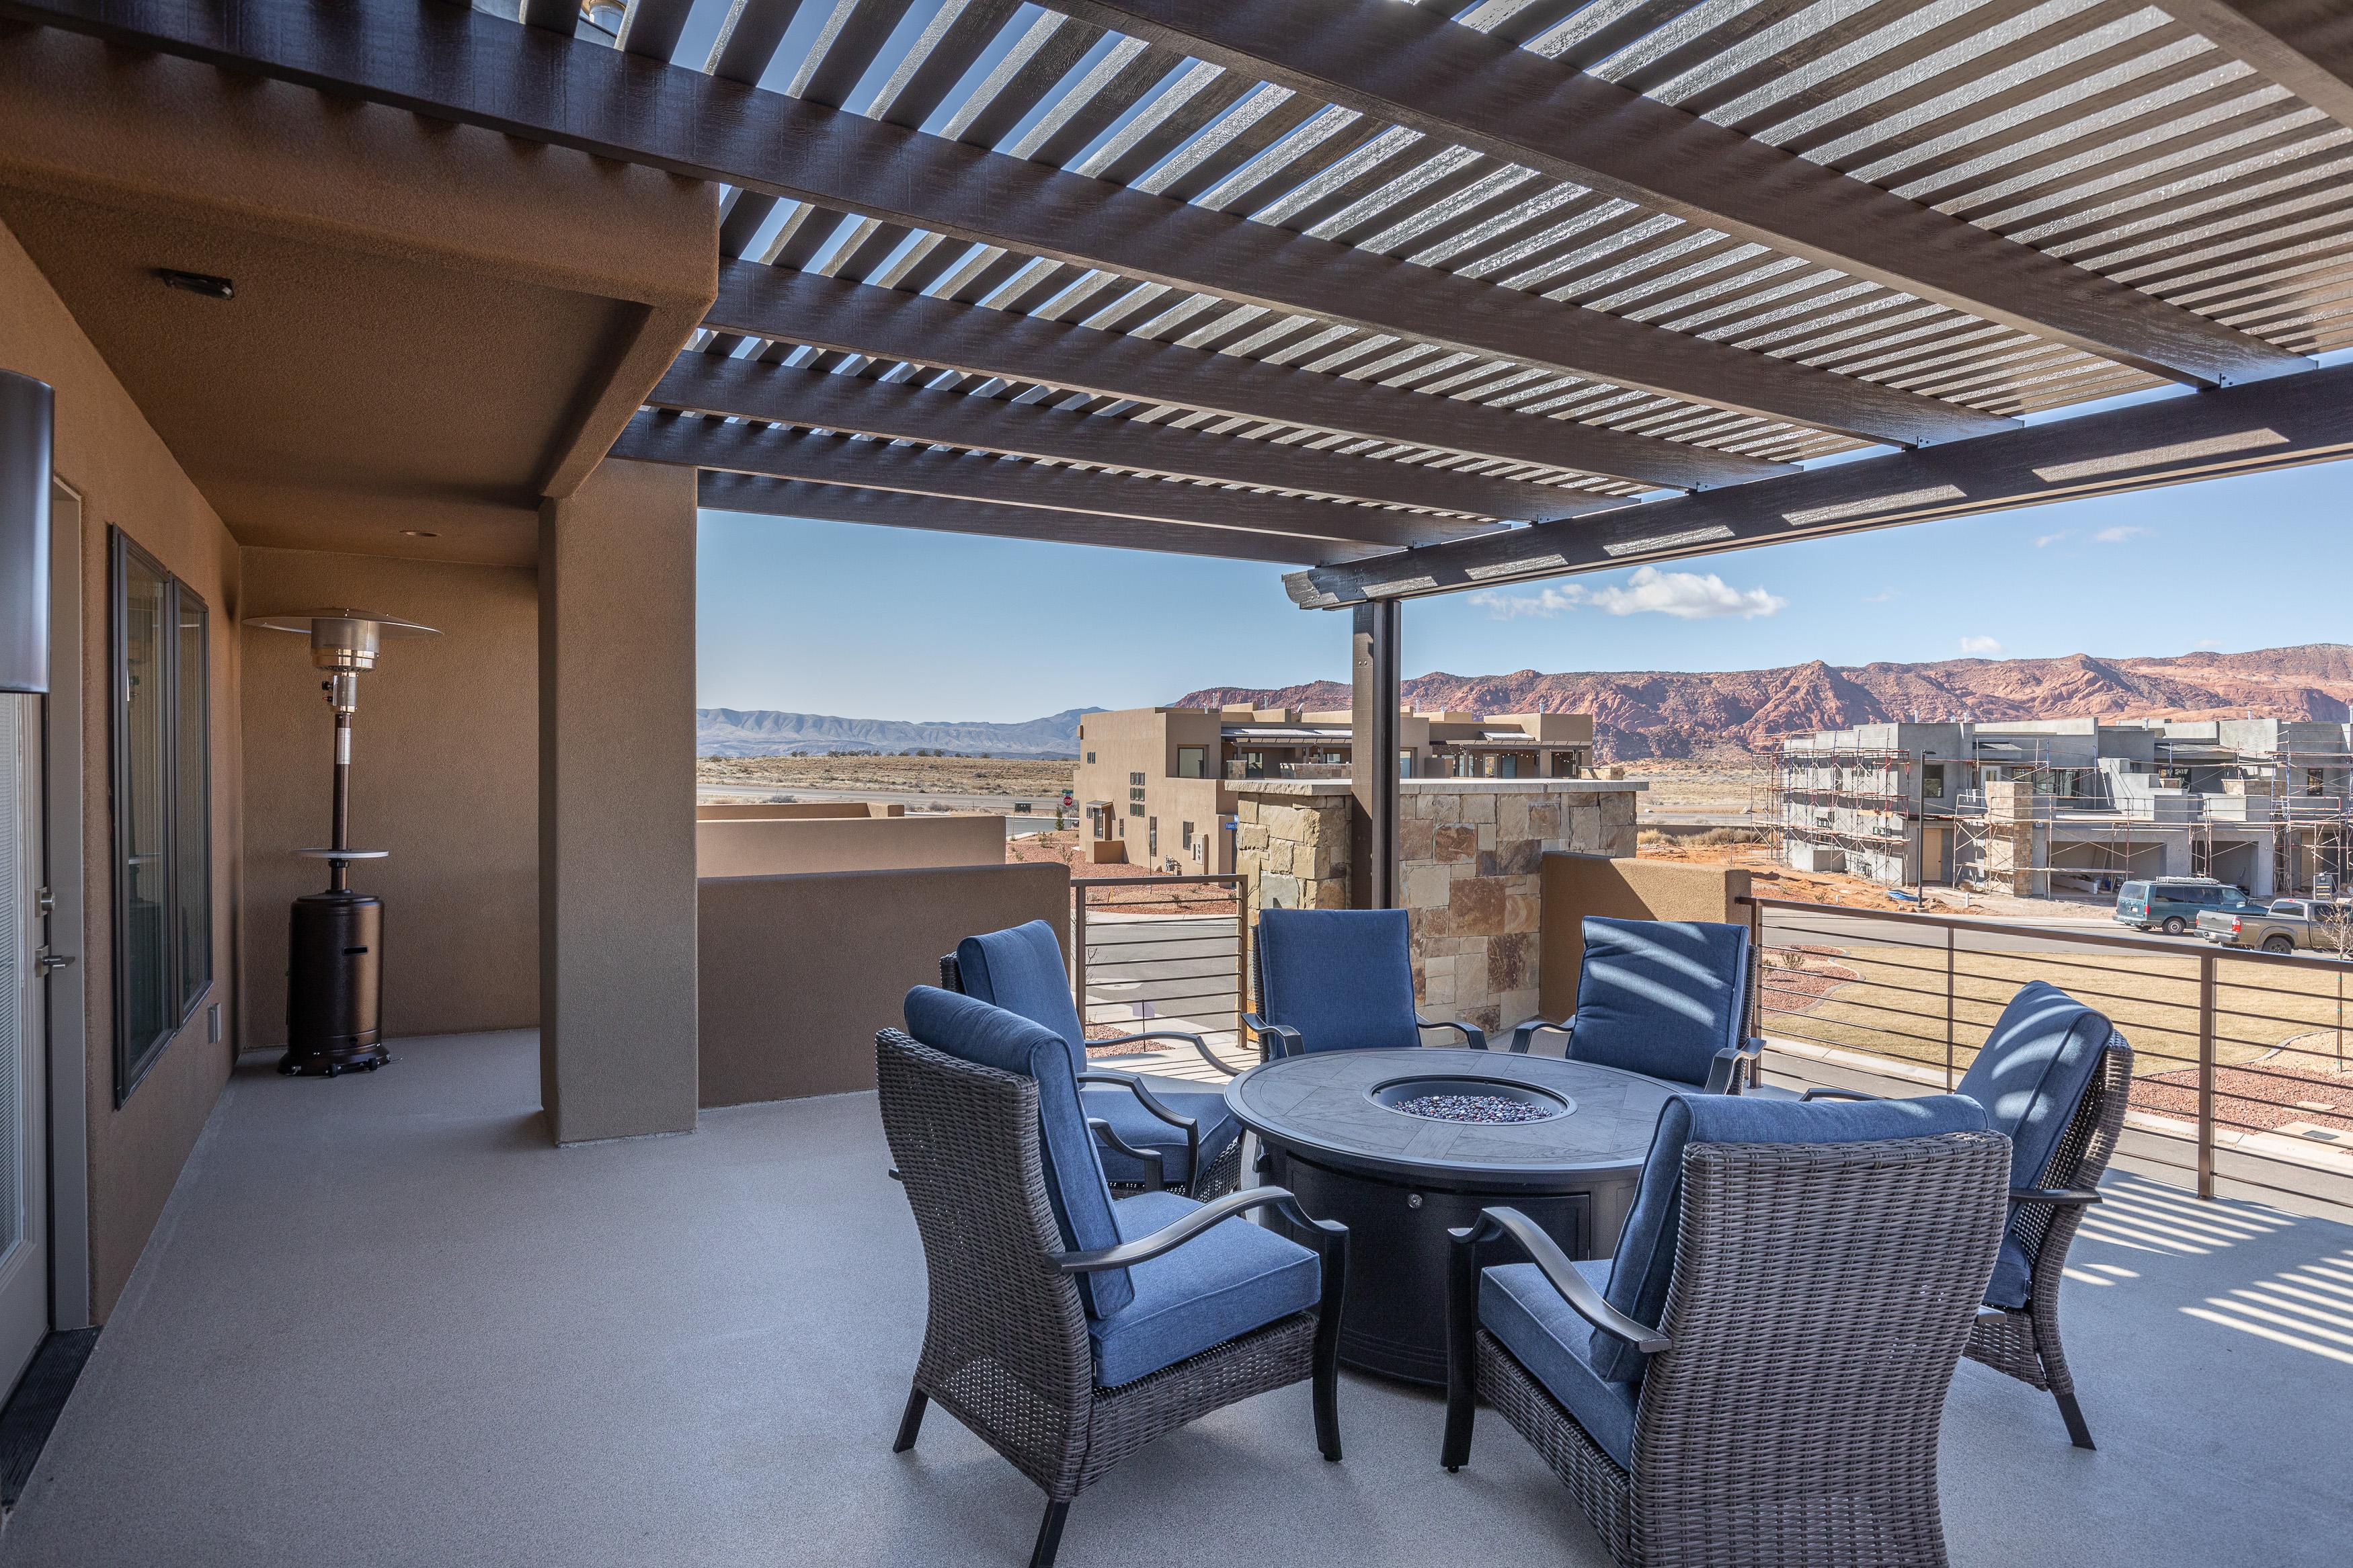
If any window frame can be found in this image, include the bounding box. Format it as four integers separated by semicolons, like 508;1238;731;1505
110;529;212;1105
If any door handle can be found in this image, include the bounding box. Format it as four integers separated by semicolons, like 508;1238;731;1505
35;950;77;977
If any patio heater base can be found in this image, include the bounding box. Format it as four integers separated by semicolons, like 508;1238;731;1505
278;889;388;1079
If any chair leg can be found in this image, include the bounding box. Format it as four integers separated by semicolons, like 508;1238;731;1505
1312;1327;1343;1462
1440;1359;1476;1472
891;1387;928;1453
2052;1383;2095;1450
1029;1500;1071;1568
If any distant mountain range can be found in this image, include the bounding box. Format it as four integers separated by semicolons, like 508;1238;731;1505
696;706;1101;758
1180;645;2353;761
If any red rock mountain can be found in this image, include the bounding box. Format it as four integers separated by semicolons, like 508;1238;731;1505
1179;645;2353;761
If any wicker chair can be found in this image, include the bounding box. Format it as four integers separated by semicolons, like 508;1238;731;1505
1506;917;1765;1093
879;996;1347;1568
941;919;1244;1200
1244;907;1487;1058
1443;1093;2009;1568
1805;979;2132;1448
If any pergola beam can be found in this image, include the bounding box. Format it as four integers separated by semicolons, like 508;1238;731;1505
1047;0;2309;392
702;263;1779;491
645;356;1584;524
1285;364;2353;606
2156;1;2353;132
611;409;1478;548
0;0;2011;450
698;472;1369;564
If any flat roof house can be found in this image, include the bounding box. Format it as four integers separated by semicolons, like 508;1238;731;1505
3;4;2353;1566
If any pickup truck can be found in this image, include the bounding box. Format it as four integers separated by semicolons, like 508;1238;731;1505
2196;898;2348;953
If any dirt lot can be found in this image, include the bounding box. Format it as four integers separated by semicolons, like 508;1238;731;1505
698;754;1074;798
1612;755;1761;818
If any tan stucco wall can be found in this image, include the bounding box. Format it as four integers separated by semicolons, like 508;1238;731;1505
1538;854;1753;1020
539;458;699;1145
238;548;537;1047
698;862;1070;1106
695;813;1006;878
1;212;243;1320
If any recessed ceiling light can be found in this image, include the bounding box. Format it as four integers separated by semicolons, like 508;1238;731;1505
401;530;439;538
156;268;234;300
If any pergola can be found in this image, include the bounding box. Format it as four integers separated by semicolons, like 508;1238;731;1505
15;0;2351;900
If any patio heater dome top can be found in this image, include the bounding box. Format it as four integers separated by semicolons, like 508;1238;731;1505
245;608;439;672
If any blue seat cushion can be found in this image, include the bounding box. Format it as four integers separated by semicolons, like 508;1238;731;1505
1084;1082;1245;1190
1088;1191;1322;1388
1595;1090;1992;1382
1482;1258;1640;1469
1954;982;2115;1311
1569;917;1749;1087
956;921;1086;1048
1258;907;1422;1053
903;985;1132;1317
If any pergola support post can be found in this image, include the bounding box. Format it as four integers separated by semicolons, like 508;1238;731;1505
1351;600;1400;910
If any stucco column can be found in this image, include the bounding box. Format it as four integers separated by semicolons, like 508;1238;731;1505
537;458;698;1143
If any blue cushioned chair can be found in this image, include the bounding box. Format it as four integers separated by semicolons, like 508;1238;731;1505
1443;1091;2008;1568
1248;907;1486;1057
1507;917;1762;1092
879;987;1348;1568
945;920;1246;1200
1804;979;2133;1447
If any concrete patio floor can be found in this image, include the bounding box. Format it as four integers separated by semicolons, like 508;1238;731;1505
2;1031;2346;1567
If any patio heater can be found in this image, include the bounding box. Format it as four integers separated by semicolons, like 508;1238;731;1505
245;608;439;1077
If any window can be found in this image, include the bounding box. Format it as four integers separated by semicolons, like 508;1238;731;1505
112;530;210;1102
1084;751;1095;764
1129;770;1146;786
1181;821;1194;850
1923;764;1946;800
1176;746;1205;779
1129;802;1144;817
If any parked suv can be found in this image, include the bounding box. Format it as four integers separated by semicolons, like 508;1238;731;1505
2115;877;2265;935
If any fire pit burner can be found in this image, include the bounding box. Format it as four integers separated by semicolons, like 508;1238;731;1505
1367;1076;1572;1124
1390;1094;1555;1124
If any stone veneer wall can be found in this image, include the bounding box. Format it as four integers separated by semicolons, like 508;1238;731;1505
1230;780;1642;1035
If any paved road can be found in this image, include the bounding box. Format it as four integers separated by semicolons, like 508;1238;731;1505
1763;906;2227;958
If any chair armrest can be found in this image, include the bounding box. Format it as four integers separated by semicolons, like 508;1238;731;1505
1449;1207;1668;1354
2010;1186;2102;1207
1084;1117;1167;1192
1507;1017;1568;1055
1244;1013;1303;1060
1799;1087;1882;1102
1076;1071;1195;1130
1050;1186;1346;1273
1419;1016;1489;1050
1702;1038;1765;1096
1091;1029;1241;1077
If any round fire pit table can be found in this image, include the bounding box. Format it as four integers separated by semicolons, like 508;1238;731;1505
1223;1047;1676;1385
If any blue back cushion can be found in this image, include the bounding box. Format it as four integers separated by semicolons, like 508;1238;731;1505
1571;917;1749;1086
902;985;1133;1317
1257;908;1421;1054
956;920;1083;1049
1956;981;2116;1308
1594;1090;1990;1382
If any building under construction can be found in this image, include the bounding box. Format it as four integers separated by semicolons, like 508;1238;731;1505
1767;718;2352;897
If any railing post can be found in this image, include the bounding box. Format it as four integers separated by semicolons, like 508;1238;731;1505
1234;874;1249;1057
1072;885;1088;1040
1944;924;1957;1091
2197;949;2217;1200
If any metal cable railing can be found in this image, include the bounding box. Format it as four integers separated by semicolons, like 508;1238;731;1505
1072;876;1250;1071
1742;896;2353;1204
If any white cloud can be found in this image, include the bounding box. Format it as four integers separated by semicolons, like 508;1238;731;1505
2034;530;2069;548
1470;566;1788;622
1862;589;1899;603
2193;638;2223;651
1959;635;2004;656
2092;525;2149;543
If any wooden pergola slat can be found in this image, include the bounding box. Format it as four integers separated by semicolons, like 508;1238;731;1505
701;262;1784;490
611;410;1487;548
698;472;1373;564
1045;0;2309;390
2155;1;2353;132
0;0;2014;450
1285;364;2353;606
643;356;1605;522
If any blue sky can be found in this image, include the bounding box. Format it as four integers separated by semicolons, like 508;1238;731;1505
696;454;2352;723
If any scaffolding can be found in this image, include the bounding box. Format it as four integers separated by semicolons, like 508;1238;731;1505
1759;741;1918;883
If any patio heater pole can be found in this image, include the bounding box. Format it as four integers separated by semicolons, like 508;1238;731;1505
244;608;440;1077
